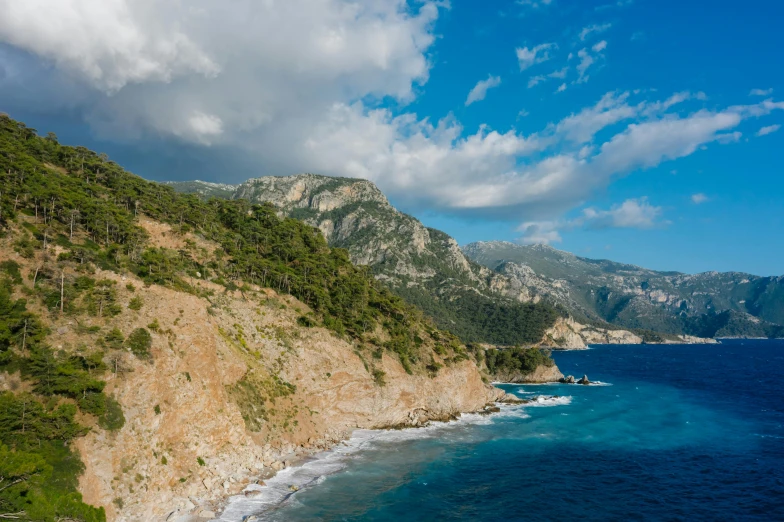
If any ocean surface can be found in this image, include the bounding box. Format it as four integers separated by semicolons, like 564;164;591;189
220;340;784;521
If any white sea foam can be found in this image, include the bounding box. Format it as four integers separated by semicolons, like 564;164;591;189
524;395;573;407
215;404;530;521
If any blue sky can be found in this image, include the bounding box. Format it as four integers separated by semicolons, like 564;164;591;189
0;0;782;275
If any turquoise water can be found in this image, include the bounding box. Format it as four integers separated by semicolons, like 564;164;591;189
221;340;784;521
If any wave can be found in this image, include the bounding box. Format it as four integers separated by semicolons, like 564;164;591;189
524;395;573;407
215;403;532;521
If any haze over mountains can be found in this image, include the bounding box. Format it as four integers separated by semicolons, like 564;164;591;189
168;176;784;341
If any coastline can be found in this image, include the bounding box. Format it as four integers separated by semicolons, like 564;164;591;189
209;398;527;521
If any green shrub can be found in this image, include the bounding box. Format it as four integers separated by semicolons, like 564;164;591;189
297;315;316;327
372;368;386;387
104;328;125;349
126;328;152;360
98;395;125;431
0;260;22;284
128;296;143;311
197;457;206;466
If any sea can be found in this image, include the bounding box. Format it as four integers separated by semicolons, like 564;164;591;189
218;339;784;521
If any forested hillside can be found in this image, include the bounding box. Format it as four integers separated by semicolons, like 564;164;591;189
0;114;506;519
169;176;563;346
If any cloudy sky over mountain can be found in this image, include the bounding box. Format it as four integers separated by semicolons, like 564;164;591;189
1;0;782;274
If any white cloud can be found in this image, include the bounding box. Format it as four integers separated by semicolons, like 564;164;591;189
0;0;220;92
756;124;781;136
528;67;567;89
582;197;662;229
517;221;562;244
1;3;782;234
516;43;557;70
691;193;709;204
549;67;569;79
592;40;607;52
465;75;501;106
576;48;595;83
517;0;553;6
579;23;612;41
0;0;441;141
517;197;664;242
750;88;774;96
553;91;636;143
556;83;567;93
300;94;782;224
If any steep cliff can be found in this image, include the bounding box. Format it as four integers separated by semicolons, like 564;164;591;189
0;115;531;521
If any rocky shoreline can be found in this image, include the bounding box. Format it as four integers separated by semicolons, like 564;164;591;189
204;394;527;521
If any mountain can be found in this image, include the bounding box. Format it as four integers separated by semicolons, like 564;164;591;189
0;115;554;520
163;179;238;199
169;174;565;347
463;241;784;339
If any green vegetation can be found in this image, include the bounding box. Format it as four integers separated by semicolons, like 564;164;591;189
398;286;564;346
485;347;555;377
0;277;107;519
0;114;456;367
128;295;143;310
126;328;152;360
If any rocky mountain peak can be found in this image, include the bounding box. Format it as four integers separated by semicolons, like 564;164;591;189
235;173;391;213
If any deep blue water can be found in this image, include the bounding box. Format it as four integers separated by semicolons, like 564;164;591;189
223;340;784;521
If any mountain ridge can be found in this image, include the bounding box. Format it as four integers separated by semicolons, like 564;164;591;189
166;175;728;345
463;240;784;339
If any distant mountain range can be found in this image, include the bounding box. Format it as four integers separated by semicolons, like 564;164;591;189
464;241;784;339
167;177;784;341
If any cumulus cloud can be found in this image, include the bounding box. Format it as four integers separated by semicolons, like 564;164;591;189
592;40;607;52
517;221;562;244
579;23;612;41
1;1;782;235
300;94;782;224
756;124;781;136
516;43;557;70
0;0;220;92
750;88;773;96
0;0;441;141
517;197;664;243
465;75;501;106
581;198;662;229
691;193;709;204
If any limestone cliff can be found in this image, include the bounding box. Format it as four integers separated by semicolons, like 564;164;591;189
1;226;504;522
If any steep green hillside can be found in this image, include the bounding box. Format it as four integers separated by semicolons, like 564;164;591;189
464;241;784;338
1;115;517;516
170;175;562;346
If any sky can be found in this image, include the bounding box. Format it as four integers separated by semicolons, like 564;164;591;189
0;0;782;275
